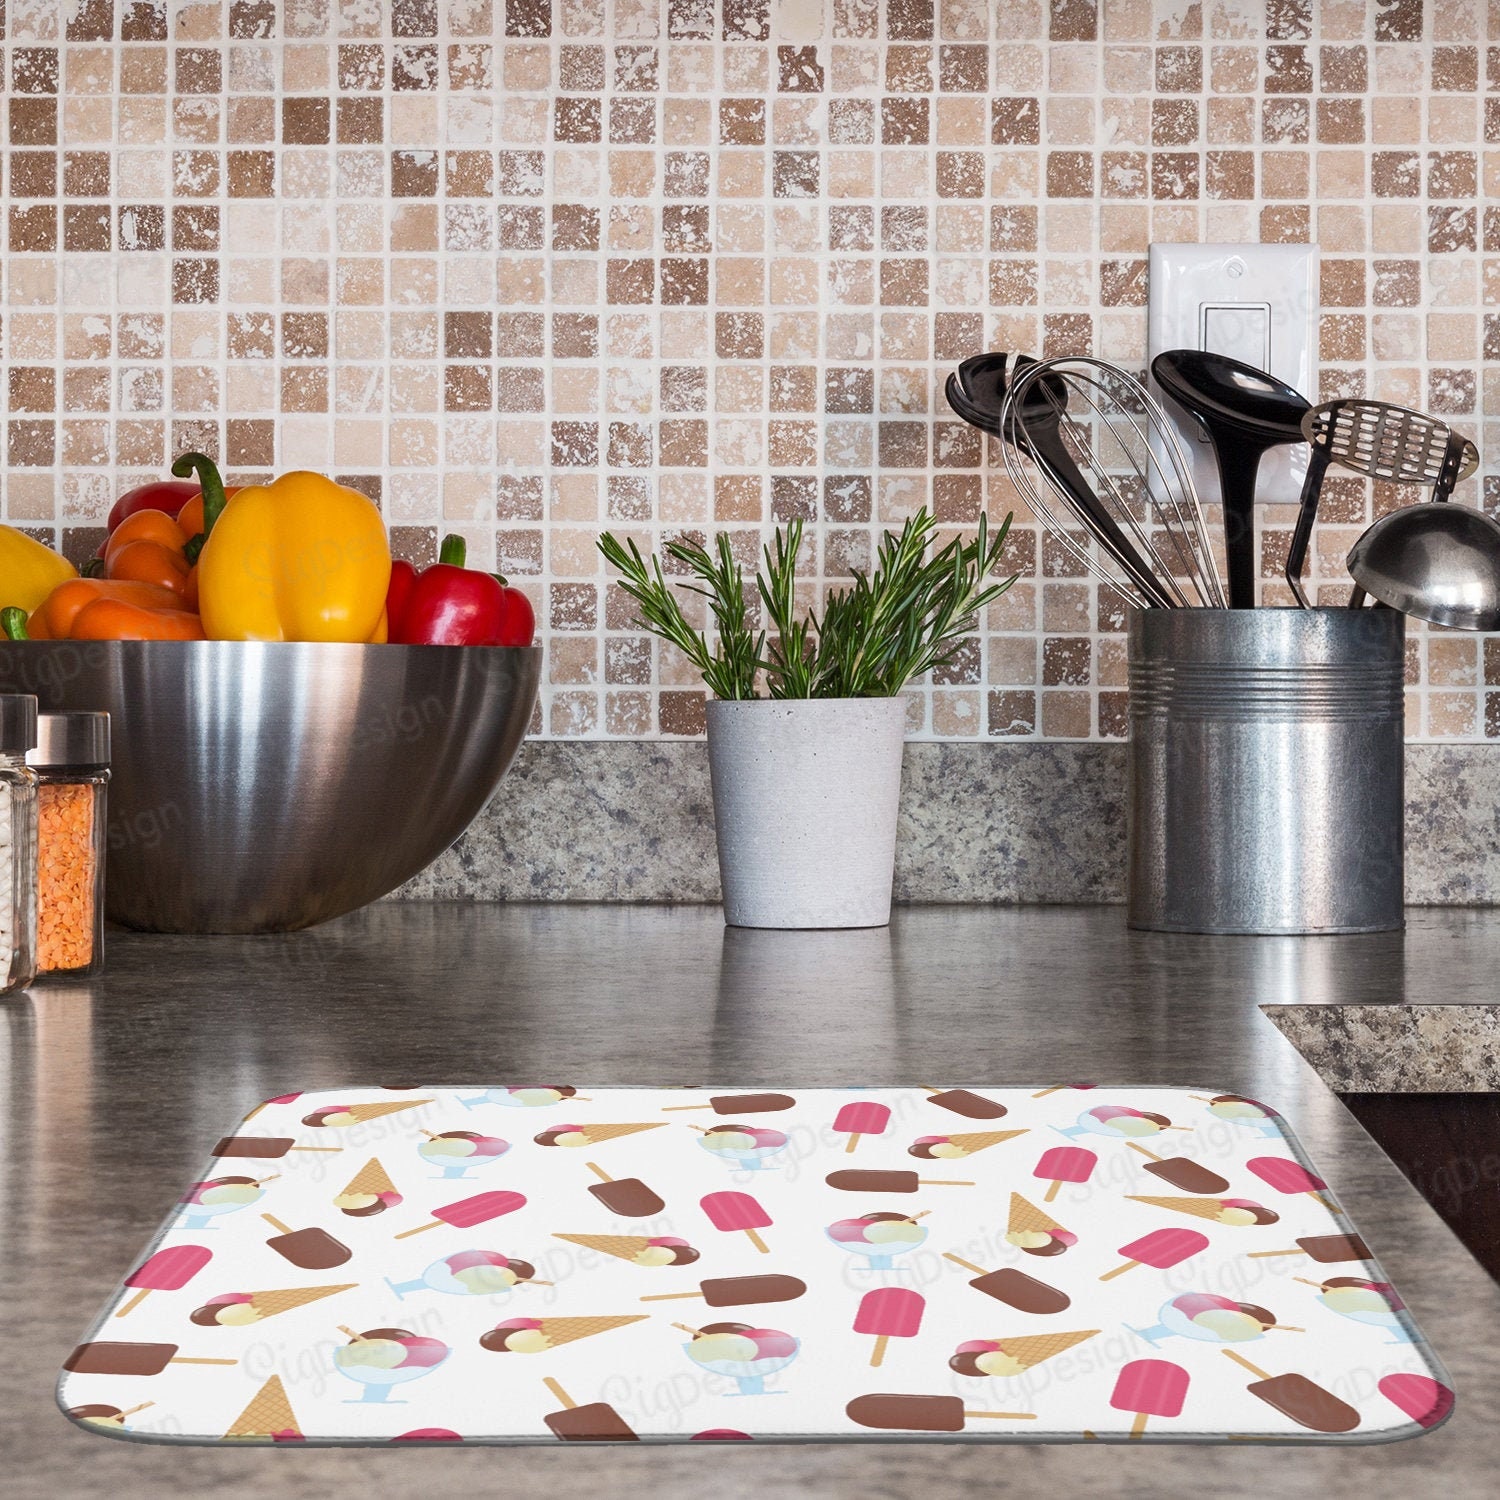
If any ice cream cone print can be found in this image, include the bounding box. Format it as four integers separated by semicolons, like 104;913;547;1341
1007;1193;1062;1237
248;1285;357;1320
345;1100;432;1123
224;1376;301;1440
951;1329;1102;1378
947;1130;1028;1154
481;1315;648;1352
584;1123;664;1144
553;1234;653;1262
999;1330;1100;1368
334;1158;402;1215
1127;1195;1279;1226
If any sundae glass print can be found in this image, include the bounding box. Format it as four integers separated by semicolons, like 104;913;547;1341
694;1122;789;1172
418;1130;509;1180
177;1175;274;1231
459;1086;583;1110
333;1326;450;1404
1196;1093;1284;1139
677;1321;800;1396
1298;1276;1413;1345
826;1211;929;1271
385;1249;546;1301
1130;1292;1294;1348
1053;1105;1182;1143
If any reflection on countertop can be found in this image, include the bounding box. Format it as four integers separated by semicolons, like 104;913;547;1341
3;902;1498;1499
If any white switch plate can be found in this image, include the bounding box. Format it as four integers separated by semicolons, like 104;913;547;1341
1147;243;1318;506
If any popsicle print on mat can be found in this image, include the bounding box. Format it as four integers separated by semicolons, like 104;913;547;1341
116;1246;212;1316
584;1162;665;1217
943;1253;1071;1313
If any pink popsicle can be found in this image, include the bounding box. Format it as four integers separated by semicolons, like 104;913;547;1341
1099;1228;1209;1281
1110;1358;1189;1437
1034;1146;1097;1203
834;1102;891;1153
854;1288;925;1367
1378;1373;1454;1430
700;1191;772;1253
395;1190;527;1238
1246;1156;1330;1204
116;1245;212;1317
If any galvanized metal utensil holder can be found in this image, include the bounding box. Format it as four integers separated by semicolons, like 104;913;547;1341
1128;608;1405;934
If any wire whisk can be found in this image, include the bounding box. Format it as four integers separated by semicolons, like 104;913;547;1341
999;356;1226;610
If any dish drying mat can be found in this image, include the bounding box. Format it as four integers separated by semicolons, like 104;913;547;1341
59;1085;1452;1447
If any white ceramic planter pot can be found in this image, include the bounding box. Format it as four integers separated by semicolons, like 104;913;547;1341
706;697;908;929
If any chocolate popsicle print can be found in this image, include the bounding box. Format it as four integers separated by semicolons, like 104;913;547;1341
65;1342;237;1376
942;1253;1070;1313
584;1162;664;1217
825;1170;973;1192
1247;1233;1371;1263
1127;1141;1230;1194
1099;1228;1208;1281
116;1245;212;1316
261;1213;352;1269
212;1136;341;1159
846;1394;1035;1431
542;1377;639;1442
640;1275;806;1308
921;1088;1007;1119
662;1093;795;1114
1222;1349;1360;1433
394;1190;527;1238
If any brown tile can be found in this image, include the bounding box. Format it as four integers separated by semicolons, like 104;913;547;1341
550;582;599;631
1321;260;1366;306
393;45;441;91
1206;151;1254;199
1152;99;1198;145
1429;207;1477;253
280;367;329;413
230;0;278;38
339;45;386;90
445;366;493;412
172;205;218;252
882;97;929;144
659;690;707;736
551;422;599;468
1320;45;1367;93
1047;150;1094;197
225;419;273;467
8;368;55;414
496;151;546;196
496;367;545;412
1264;45;1312;93
175;48;223;94
663;151;709;197
497;205;544;249
1372;151;1420;198
828;98;873;145
9;99;57;147
281;313;329;358
1375;0;1422;42
720;97;765;144
1432;45;1477;92
1151;152;1199;200
992;98;1041;146
228;97;275;143
172;259;219;304
227;151;275;197
1317;98;1364;144
63;206;111;253
1156;46;1202;92
283;98;331;145
552;314;598;359
8;152;56;198
1262;98;1308;144
13;49;60;95
988;689;1036;737
772;151;819;197
1429;151;1477;199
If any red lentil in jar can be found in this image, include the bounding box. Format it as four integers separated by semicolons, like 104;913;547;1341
29;712;109;977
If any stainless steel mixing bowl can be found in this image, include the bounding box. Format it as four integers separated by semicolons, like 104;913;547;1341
0;641;541;933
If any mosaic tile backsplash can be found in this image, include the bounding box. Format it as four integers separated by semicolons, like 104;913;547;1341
2;0;1499;739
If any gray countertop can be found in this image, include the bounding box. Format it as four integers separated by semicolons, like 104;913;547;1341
6;903;1496;1499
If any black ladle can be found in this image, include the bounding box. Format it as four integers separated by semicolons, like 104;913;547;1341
951;353;1177;609
1151;350;1311;609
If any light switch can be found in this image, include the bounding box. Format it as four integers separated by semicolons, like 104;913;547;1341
1147;243;1318;506
1201;302;1270;370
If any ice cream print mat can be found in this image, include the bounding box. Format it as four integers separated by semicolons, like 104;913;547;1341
59;1086;1453;1447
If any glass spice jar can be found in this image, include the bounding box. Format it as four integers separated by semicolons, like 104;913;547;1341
0;694;39;993
28;710;109;978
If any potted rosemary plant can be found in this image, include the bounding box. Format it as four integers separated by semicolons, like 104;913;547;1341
598;511;1014;929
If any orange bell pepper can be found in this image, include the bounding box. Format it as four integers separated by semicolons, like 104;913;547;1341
7;579;205;641
103;508;198;607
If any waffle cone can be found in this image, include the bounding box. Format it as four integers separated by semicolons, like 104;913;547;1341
949;1130;1027;1154
997;1329;1100;1370
1007;1192;1061;1236
344;1100;432;1123
554;1233;652;1262
1128;1195;1225;1221
247;1284;357;1319
224;1376;300;1438
341;1158;395;1198
540;1315;648;1347
582;1123;665;1144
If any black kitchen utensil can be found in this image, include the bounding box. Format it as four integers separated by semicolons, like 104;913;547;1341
1150;350;1311;610
1286;400;1479;608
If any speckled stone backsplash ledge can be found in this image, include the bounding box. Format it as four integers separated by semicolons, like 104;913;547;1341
3;1;1500;740
396;740;1500;903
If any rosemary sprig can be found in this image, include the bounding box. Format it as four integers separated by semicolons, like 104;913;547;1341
597;509;1016;701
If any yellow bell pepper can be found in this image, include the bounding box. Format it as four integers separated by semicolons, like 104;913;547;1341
195;467;391;642
0;525;77;615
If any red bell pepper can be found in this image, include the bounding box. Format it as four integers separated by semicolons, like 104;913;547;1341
386;534;535;647
105;478;201;535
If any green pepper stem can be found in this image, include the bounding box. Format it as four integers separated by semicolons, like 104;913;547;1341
488;572;510;589
171;451;229;550
0;607;30;641
439;533;467;568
